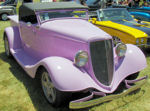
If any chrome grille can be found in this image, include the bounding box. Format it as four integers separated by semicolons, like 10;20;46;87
90;40;114;86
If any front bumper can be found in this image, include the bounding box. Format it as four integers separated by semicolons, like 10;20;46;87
69;76;148;109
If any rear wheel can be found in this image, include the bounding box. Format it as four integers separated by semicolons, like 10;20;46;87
4;35;11;57
1;13;8;21
40;69;68;106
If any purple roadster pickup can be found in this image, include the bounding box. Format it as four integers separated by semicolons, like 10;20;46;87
4;2;148;109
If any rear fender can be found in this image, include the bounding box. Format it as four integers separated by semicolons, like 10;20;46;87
4;26;22;50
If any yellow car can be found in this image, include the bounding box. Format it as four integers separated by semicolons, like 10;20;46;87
90;8;150;47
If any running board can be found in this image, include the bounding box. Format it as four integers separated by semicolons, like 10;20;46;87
10;48;40;77
10;48;38;67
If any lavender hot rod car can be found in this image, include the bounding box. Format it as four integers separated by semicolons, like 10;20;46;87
4;2;148;109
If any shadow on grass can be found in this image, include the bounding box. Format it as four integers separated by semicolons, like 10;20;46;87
0;52;88;111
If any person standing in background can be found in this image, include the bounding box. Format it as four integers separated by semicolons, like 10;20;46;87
142;0;148;6
128;0;134;7
133;0;140;7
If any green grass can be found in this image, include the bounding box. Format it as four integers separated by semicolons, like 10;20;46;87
0;21;150;111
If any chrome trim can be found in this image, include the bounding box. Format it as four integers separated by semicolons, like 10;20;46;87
69;76;148;109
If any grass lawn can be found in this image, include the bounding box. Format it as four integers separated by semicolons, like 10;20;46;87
0;20;150;111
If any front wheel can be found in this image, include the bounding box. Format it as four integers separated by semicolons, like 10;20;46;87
41;69;68;106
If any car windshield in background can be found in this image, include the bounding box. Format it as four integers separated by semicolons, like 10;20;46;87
99;9;133;21
0;0;15;6
39;10;87;22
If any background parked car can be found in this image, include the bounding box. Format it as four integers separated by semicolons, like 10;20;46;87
90;8;150;48
128;7;150;22
130;11;150;22
0;0;17;7
0;0;16;21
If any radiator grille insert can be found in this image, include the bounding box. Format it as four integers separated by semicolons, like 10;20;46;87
90;40;114;86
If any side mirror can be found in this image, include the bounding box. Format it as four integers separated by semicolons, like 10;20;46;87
26;22;32;27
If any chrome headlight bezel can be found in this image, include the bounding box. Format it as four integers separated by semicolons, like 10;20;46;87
74;50;88;67
115;43;127;57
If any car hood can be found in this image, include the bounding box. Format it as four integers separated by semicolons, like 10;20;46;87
41;19;111;42
96;21;148;38
115;20;150;36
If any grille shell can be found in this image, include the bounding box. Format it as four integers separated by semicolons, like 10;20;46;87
90;40;114;86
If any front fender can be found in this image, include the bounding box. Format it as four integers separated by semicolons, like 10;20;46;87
112;44;147;91
1;9;14;14
116;44;147;72
38;57;102;92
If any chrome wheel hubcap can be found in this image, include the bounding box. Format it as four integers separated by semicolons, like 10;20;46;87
2;14;8;21
41;72;56;103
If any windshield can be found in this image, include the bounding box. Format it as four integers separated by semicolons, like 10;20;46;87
99;9;134;21
39;10;88;22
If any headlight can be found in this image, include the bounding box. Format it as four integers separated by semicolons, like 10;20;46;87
115;43;127;57
74;50;88;67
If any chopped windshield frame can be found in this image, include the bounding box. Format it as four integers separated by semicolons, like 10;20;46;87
38;9;88;23
98;9;134;22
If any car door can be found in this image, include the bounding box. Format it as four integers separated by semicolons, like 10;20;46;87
19;15;38;54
